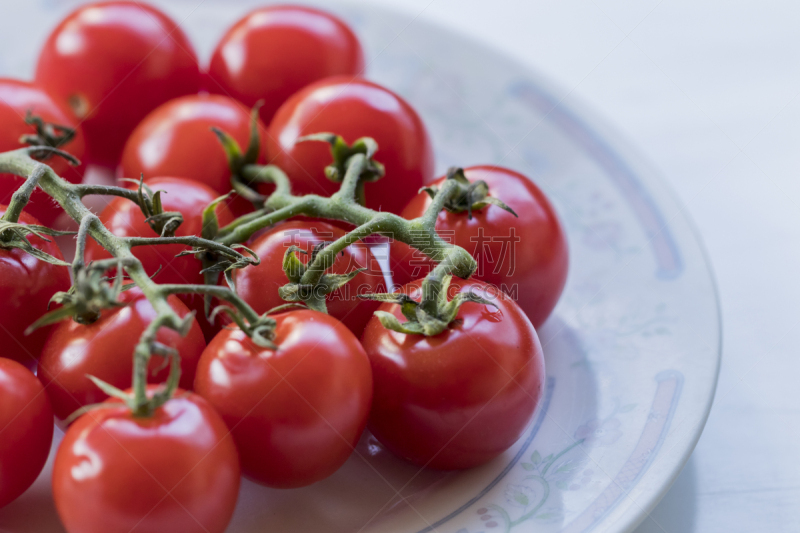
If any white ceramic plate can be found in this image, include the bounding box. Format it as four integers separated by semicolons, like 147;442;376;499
0;2;721;532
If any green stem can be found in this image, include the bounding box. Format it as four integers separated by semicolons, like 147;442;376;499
216;208;271;238
156;283;261;324
72;214;97;272
300;215;389;286
85;256;140;272
217;198;311;245
0;130;484;408
217;183;472;277
420;177;459;228
74;183;144;204
331;153;366;203
0;148;190;414
2;163;46;223
240;164;292;197
125;235;247;259
217;153;478;316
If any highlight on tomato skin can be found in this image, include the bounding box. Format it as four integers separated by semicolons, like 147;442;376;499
361;278;546;471
0;358;54;509
34;1;202;167
207;4;365;125
266;76;436;215
0;206;71;368
52;389;240;533
0;78;86;226
193;309;373;489
390;165;569;329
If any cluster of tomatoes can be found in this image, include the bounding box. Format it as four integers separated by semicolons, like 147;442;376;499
0;2;569;532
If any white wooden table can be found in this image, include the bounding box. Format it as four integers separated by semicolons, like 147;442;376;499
363;0;800;530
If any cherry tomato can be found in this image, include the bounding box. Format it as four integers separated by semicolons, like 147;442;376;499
362;278;545;470
119;94;267;214
35;2;201;166
234;219;384;337
84;176;235;340
0;358;54;508
0;78;86;225
266;77;435;215
53;390;239;533
391;166;568;329
0;206;71;367
194;310;372;488
207;5;364;124
37;288;206;423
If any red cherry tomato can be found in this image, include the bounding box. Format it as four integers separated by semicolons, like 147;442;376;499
53;390;240;533
207;5;364;124
85;176;235;340
391;166;568;329
194;310;372;488
361;278;545;470
0;359;54;508
35;2;201;166
0;79;86;225
0;206;71;367
119;94;267;214
266;77;435;215
234;219;384;337
37;288;206;423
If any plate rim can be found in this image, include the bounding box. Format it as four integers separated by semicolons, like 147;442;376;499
351;4;723;530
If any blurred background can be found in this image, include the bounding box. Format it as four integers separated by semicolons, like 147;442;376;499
2;0;799;531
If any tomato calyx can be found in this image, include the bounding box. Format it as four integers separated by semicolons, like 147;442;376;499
175;241;259;283
26;263;133;332
300;133;385;184
212;102;266;206
130;177;184;237
422;167;518;220
19;110;77;161
211;305;280;349
299;133;384;205
173;201;260;316
363;274;496;336
278;244;365;313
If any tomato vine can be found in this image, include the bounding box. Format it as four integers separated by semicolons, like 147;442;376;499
0;130;482;417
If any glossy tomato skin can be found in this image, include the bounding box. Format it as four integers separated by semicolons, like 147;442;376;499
194;310;372;488
234;219;384;337
119;94;267;209
35;2;201;166
0;207;71;367
392;166;568;329
207;5;364;124
0;359;54;509
362;278;545;470
52;391;239;533
266;77;435;214
0;79;86;225
84;176;234;340
37;289;206;423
